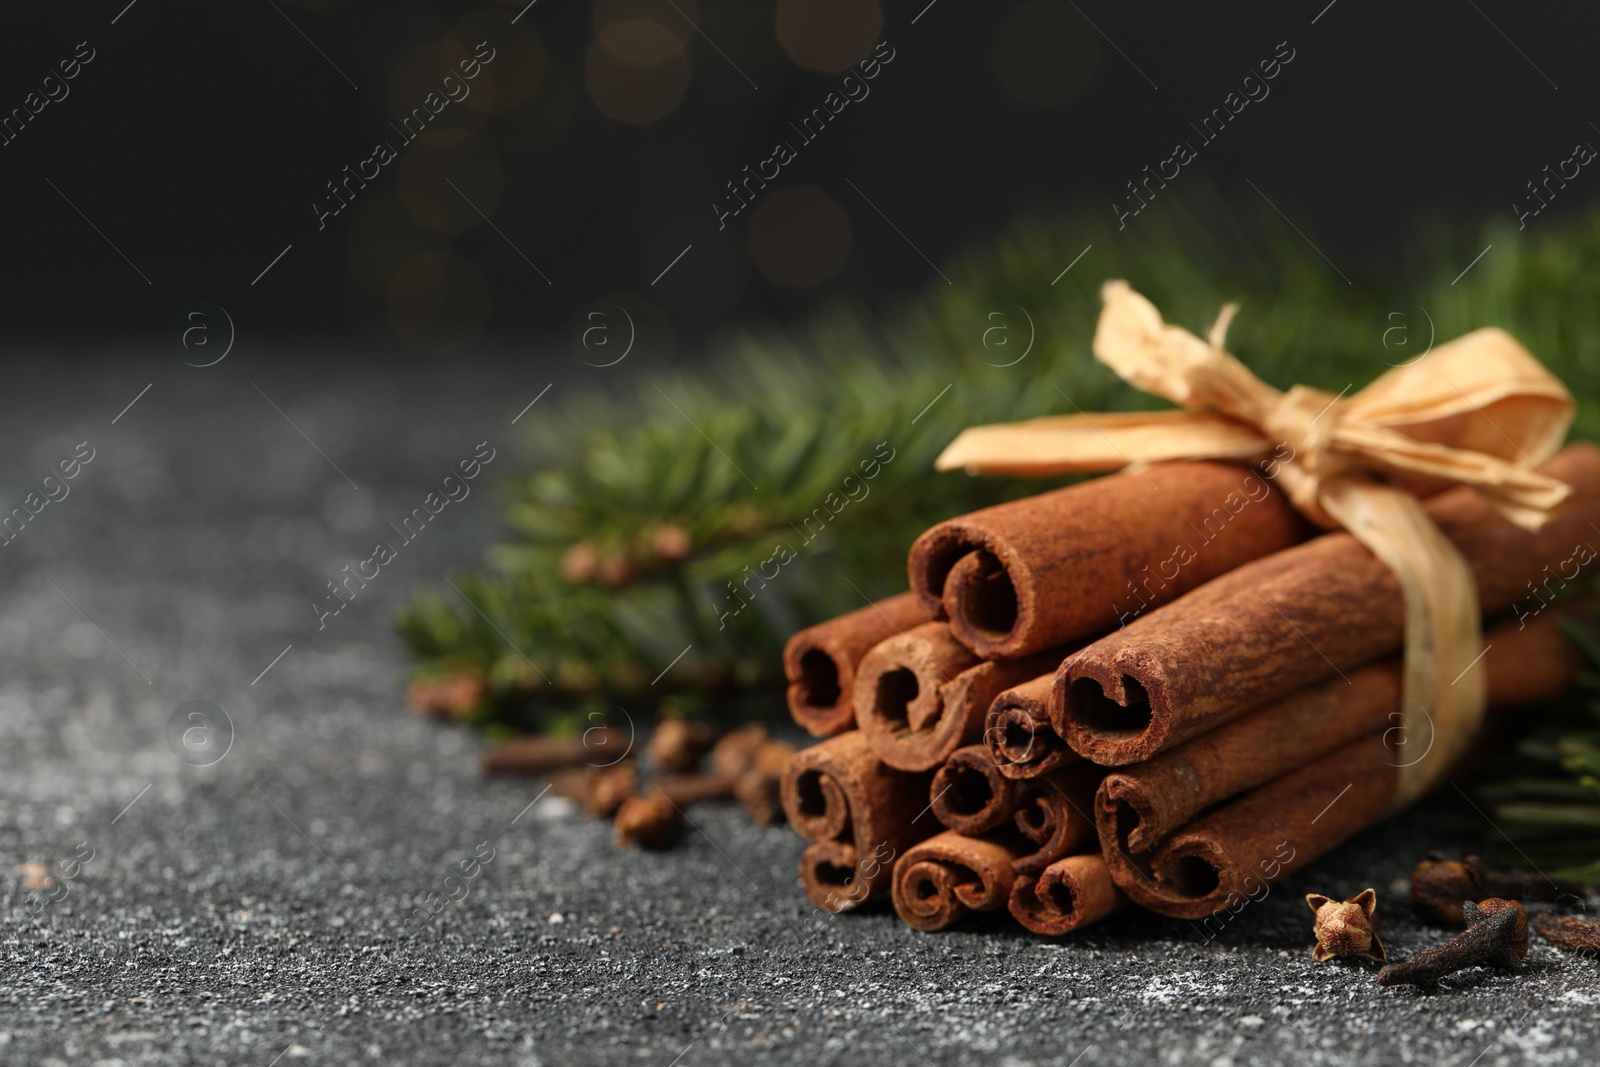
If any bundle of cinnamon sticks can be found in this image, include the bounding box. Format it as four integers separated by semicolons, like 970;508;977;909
780;448;1600;935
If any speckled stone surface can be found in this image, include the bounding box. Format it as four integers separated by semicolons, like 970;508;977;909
1;357;1596;1066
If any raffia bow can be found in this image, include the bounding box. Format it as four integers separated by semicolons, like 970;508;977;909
938;281;1575;804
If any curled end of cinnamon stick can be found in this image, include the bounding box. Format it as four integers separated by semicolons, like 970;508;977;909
1010;765;1103;875
1055;655;1173;766
783;593;931;737
800;839;880;912
984;675;1077;780
854;623;981;772
908;523;1038;659
780;756;851;842
943;548;1031;659
890;830;1017;932
784;639;859;738
930;746;1014;835
1009;853;1126;936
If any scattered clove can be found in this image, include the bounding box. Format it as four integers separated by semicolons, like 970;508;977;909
709;723;771;779
733;739;798;826
1306;888;1385;962
1533;913;1600;954
1410;853;1582;925
647;718;717;773
585;762;638;818
614;793;682;850
1378;898;1528;986
407;672;487;720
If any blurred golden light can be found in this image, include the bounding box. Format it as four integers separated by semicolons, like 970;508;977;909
774;0;882;73
345;196;448;296
476;58;578;154
748;185;852;288
385;250;492;354
992;1;1100;108
585;20;691;125
599;18;683;63
446;10;549;114
396;128;505;234
593;0;699;46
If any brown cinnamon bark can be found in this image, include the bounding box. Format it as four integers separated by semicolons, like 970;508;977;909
1097;609;1582;885
1011;765;1105;875
930;745;1015;834
1009;853;1126;936
1123;735;1395;919
855;622;1065;771
890;830;1019;932
780;731;936;908
1058;443;1600;766
984;674;1081;780
783;592;933;736
908;461;1309;659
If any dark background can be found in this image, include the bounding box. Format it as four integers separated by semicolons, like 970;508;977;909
2;0;1594;356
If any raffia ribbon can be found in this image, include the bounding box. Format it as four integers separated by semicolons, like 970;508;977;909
938;281;1575;805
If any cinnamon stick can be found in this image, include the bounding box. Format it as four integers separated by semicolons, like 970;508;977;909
1011;765;1104;875
780;731;936;908
1124;735;1394;920
929;745;1015;835
1057;443;1600;766
855;622;1064;771
928;746;1102;874
783;592;932;736
890;830;1019;932
1096;609;1582;887
1009;853;1126;936
984;674;1080;780
907;461;1309;659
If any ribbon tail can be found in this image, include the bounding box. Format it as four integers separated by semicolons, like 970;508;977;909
934;410;1269;475
1320;478;1487;807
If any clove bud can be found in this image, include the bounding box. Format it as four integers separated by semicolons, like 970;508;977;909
1533;913;1600;954
1306;888;1384;962
1378;898;1527;987
1410;853;1580;925
614;793;683;850
647;718;717;773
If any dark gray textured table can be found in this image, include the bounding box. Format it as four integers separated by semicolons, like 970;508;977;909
1;356;1594;1066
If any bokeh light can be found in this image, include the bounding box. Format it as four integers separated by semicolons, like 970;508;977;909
585;20;692;124
592;0;699;46
992;1;1100;107
475;57;578;154
445;11;549;114
774;0;882;73
748;185;853;288
396;128;505;234
344;195;448;296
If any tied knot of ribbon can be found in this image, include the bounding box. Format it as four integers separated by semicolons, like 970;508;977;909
938;280;1577;804
1260;383;1347;523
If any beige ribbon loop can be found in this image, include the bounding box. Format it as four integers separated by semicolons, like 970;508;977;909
937;281;1574;803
